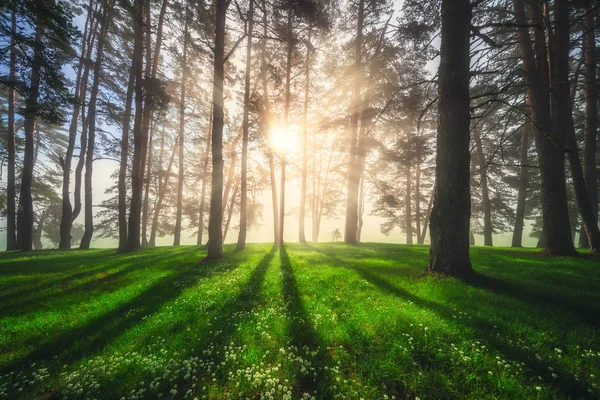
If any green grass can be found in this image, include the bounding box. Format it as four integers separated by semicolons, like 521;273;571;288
0;243;599;399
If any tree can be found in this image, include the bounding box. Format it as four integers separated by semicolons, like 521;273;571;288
205;0;230;260
427;0;473;276
236;0;254;251
11;0;78;252
5;7;17;250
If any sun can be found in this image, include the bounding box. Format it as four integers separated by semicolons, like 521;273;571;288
268;124;299;155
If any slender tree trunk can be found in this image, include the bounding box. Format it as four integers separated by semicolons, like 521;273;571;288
260;1;278;244
223;131;242;215
80;0;111;250
512;124;529;247
6;10;17;251
474;128;493;246
344;0;364;244
311;127;318;242
118;59;135;251
149;139;178;246
420;190;433;244
205;0;229;259
415;157;422;244
141;120;155;246
197;106;212;245
405;165;413;245
427;0;473;276
299;28;311;244
174;8;190;247
513;0;575;255
277;8;293;246
223;183;239;244
580;7;598;248
59;0;93;249
126;0;146;250
236;0;254;250
18;23;44;252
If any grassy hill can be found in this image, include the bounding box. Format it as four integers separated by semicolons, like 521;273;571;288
0;244;599;399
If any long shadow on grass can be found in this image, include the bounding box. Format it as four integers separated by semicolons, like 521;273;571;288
104;248;276;399
0;248;181;301
0;248;235;375
0;249;187;318
280;246;334;399
307;245;594;399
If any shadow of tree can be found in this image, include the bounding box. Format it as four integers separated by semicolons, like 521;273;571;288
280;246;334;399
306;244;594;399
0;247;235;375
0;249;192;318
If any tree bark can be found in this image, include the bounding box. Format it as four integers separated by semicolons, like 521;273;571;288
6;10;17;250
299;28;311;244
174;7;190;247
555;0;600;253
141;119;155;246
59;0;94;249
580;7;598;248
511;124;529;247
127;0;168;250
236;0;254;250
197;106;212;245
277;8;293;246
80;0;111;250
149;138;178;246
427;0;473;276
18;23;44;252
512;0;575;255
405;165;413;245
205;0;229;259
474;128;493;246
344;0;364;244
118;57;136;251
126;0;146;251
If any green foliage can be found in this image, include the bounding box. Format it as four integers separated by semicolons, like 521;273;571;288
0;244;599;399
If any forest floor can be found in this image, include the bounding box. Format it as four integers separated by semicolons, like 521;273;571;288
0;243;599;400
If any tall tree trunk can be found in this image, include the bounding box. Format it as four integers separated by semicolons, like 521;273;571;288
344;0;364;244
19;23;44;252
277;8;293;245
141;120;155;246
554;0;600;253
127;0;168;250
512;124;529;247
126;0;146;251
197;106;212;245
260;1;278;244
474;128;493;246
80;0;111;250
174;8;190;247
206;0;229;259
580;7;598;248
299;28;311;244
405;165;413;245
512;0;575;255
59;0;93;249
236;0;254;250
6;10;17;251
72;3;101;224
427;0;473;276
118;58;135;251
415;157;422;244
149;139;178;246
